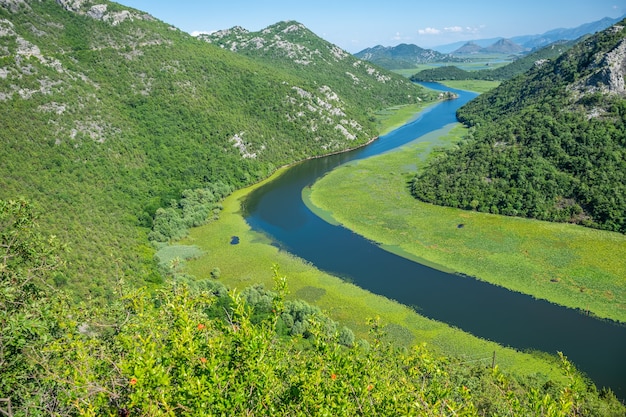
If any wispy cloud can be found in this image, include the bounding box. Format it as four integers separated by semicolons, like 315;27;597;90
417;25;483;36
417;27;441;35
392;31;413;41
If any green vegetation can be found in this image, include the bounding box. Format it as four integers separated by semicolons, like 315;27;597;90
3;1;626;414
374;102;434;135
2;198;624;415
0;1;433;299
410;40;576;82
438;80;501;94
309;123;626;323
412;22;626;233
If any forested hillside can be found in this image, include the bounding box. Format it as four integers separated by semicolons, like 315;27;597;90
353;43;460;70
411;40;576;82
412;20;626;233
0;0;432;298
199;21;434;105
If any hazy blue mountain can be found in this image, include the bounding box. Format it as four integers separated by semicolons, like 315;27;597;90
434;14;624;53
352;43;460;69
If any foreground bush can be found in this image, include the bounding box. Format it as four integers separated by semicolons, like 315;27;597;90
2;200;624;416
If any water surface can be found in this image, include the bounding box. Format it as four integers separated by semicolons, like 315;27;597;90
244;83;626;397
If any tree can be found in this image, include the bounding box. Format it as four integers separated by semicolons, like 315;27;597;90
0;199;65;413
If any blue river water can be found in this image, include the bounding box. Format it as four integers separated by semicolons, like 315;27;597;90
243;83;626;397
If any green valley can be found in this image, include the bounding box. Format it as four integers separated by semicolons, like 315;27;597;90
1;0;625;415
308;122;626;323
0;0;433;299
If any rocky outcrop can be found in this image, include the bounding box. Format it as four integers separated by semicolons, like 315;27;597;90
0;0;30;12
54;0;146;26
571;26;626;98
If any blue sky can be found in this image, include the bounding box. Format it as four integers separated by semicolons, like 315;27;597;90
115;1;625;52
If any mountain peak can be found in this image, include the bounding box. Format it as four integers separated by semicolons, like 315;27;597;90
453;41;483;54
200;21;348;64
569;24;626;98
354;43;458;69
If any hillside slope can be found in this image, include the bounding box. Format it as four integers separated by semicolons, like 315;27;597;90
411;40;576;82
353;43;460;70
199;21;434;105
411;20;626;233
0;0;432;298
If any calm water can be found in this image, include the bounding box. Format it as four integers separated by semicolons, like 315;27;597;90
244;83;626;397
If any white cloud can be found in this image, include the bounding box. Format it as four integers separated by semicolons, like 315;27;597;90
417;27;441;35
418;25;483;36
190;30;215;37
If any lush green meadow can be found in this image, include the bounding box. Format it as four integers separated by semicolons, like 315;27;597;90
374;102;434;135
178;103;588;382
308;124;626;323
439;80;501;93
180;164;567;380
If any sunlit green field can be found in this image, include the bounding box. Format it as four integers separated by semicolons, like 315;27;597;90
308;124;626;323
180;163;565;380
176;102;587;382
374;102;433;135
439;80;500;93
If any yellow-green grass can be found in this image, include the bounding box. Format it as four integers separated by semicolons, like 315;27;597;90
373;102;433;136
180;166;567;381
439;80;501;93
308;124;626;323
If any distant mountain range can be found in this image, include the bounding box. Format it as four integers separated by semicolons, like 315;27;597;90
434;14;625;53
354;14;624;69
353;43;460;70
453;38;525;55
411;40;576;82
413;17;626;233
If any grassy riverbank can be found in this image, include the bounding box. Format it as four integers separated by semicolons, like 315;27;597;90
180;164;566;380
439;80;500;93
374;102;433;136
308;123;626;323
177;102;586;382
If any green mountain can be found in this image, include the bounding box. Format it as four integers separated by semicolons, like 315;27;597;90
411;20;626;233
353;43;460;70
479;38;525;54
452;39;525;55
411;40;576;82
0;1;432;298
2;2;625;415
199;22;433;104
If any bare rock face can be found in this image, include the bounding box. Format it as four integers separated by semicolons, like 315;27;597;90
54;0;141;26
599;35;626;95
87;3;107;20
55;0;87;12
572;26;626;97
0;0;30;12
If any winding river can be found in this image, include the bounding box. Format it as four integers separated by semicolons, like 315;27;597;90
243;83;626;397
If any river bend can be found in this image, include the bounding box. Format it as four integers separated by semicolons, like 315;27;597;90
243;83;626;397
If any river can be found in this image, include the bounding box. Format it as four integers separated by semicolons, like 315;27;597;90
243;83;626;397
